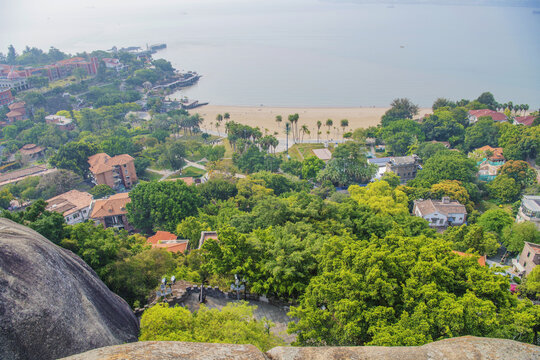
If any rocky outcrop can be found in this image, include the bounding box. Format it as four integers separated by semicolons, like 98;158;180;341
0;219;139;360
63;336;539;360
266;336;540;359
62;341;265;360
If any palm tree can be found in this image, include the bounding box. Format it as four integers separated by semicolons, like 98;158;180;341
285;123;291;154
288;114;296;143
524;104;529;114
224;112;230;122
275;115;282;128
316;120;322;143
301;124;310;143
340;119;349;138
507;101;513;113
325;119;333;141
293;113;300;142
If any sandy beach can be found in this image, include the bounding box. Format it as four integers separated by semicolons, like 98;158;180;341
193;105;432;140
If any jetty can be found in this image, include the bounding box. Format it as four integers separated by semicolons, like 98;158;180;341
181;100;209;110
153;72;201;91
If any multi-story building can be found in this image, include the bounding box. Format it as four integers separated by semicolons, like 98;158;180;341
88;153;138;190
90;192;132;231
0;57;98;88
516;195;540;230
0;89;13;106
413;197;467;228
46;190;94;225
514;242;540;276
473;145;505;182
6;102;27;122
385;155;421;181
0;70;29;91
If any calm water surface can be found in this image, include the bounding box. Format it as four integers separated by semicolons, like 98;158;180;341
2;0;539;107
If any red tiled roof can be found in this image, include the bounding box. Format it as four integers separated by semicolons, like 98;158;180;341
148;231;178;245
19;144;44;155
6;111;22;118
476;146;505;161
88;153;134;175
469;109;507;122
90;192;130;218
452;251;486;266
108;154;134;166
8;102;25;111
152;241;188;253
515;115;536;126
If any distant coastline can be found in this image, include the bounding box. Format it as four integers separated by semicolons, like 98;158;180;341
192;104;432;140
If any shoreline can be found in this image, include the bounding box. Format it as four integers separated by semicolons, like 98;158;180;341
192;104;432;141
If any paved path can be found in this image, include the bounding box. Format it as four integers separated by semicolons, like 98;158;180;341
148;168;176;182
183;293;296;344
183;160;206;171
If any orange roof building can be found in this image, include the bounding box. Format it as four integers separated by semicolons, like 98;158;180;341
88;153;137;189
475;145;505;162
6;102;27;122
148;231;178;245
147;231;188;253
90;192;133;231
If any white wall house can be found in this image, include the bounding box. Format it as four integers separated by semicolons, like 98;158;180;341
413;197;467;228
46;190;94;226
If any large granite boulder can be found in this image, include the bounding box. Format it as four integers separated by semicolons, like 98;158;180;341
63;336;539;360
0;218;139;360
62;341;265;360
266;336;540;360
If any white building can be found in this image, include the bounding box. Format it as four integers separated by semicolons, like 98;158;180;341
46;190;94;225
102;58;126;72
413;197;467;228
0;70;29;91
516;195;540;230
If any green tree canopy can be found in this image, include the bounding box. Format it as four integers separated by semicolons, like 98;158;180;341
127;180;203;234
139;302;283;351
317;142;376;187
49;142;98;178
477;209;514;237
414;151;477;187
288;233;537;346
501;222;540;253
89;184;115;199
464;119;500;151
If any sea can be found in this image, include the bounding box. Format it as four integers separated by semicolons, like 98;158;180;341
2;0;540;108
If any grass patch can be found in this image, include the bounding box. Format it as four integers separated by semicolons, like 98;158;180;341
479;200;513;213
223;138;234;158
140;170;162;182
285;143;327;161
170;166;206;178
